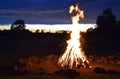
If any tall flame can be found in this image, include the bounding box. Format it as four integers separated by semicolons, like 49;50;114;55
58;4;91;68
69;5;84;24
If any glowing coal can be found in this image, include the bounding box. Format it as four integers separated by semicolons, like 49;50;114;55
58;4;92;68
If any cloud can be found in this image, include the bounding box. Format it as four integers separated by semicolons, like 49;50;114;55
0;8;69;24
0;0;120;24
0;9;65;15
0;9;67;20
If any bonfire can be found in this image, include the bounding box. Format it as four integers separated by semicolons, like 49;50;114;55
58;4;92;68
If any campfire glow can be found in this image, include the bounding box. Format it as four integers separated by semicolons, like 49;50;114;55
58;4;92;68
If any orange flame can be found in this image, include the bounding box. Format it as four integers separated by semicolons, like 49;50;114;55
58;4;91;68
69;5;84;24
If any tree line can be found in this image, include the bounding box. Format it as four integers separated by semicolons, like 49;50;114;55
81;8;120;55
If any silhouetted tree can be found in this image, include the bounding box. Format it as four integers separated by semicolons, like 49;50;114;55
41;29;45;33
35;29;39;33
96;8;116;29
11;20;26;30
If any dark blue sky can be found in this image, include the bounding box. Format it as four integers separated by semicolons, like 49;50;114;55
0;0;120;24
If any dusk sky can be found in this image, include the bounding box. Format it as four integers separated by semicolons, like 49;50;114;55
0;0;120;24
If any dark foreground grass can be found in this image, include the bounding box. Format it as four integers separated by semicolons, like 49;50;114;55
0;54;120;79
0;69;120;79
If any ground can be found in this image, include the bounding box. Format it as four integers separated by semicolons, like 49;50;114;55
0;53;120;79
0;32;120;79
